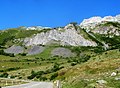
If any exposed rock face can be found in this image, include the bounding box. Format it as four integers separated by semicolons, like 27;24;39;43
80;15;120;36
27;45;45;55
80;15;120;30
80;16;102;29
111;72;117;76
96;80;107;84
4;45;24;55
92;25;120;36
51;47;76;57
115;77;120;80
24;24;97;46
26;26;51;30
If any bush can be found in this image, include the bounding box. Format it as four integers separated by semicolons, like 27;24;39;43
0;67;20;72
51;63;61;72
18;77;22;79
35;57;39;59
19;53;26;56
79;54;91;63
36;71;45;75
36;75;41;79
0;49;4;55
6;67;20;71
27;70;45;79
0;72;9;78
39;76;47;81
27;63;63;80
10;75;16;78
0;49;15;57
27;75;35;79
50;72;58;80
71;62;77;66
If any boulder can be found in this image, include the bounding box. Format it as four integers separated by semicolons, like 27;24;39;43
27;45;45;55
51;47;75;57
24;24;97;47
96;80;107;84
4;45;24;55
111;72;117;76
115;77;120;80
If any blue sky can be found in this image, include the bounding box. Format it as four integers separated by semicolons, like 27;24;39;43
0;0;120;29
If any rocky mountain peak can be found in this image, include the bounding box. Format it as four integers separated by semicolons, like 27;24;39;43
80;15;120;29
64;23;75;29
24;23;97;47
26;26;51;30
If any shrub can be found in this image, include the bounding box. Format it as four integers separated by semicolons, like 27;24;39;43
6;67;20;71
27;75;35;79
78;54;91;63
19;53;26;56
51;63;60;72
0;49;4;54
0;72;9;78
0;67;20;72
18;77;22;79
50;72;58;80
27;70;45;79
39;76;47;81
71;62;77;66
35;57;39;59
10;75;16;78
0;49;15;57
36;75;41;79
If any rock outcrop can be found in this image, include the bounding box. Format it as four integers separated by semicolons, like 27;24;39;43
26;26;51;30
92;25;120;36
80;15;120;30
27;45;45;55
51;47;76;57
24;24;97;46
80;15;120;36
4;45;24;55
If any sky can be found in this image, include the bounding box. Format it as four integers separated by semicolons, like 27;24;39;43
0;0;120;29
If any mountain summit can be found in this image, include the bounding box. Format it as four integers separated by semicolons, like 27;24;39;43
1;14;120;88
80;15;120;29
0;14;120;55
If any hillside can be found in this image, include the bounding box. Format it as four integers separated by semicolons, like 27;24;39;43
0;14;120;88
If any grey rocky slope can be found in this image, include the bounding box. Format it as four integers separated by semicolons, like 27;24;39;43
92;22;120;36
80;15;120;36
27;45;45;55
24;24;97;47
23;14;120;48
51;47;76;57
2;14;120;55
4;45;24;55
80;15;120;30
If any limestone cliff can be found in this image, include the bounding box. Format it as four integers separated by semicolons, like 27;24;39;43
24;24;97;46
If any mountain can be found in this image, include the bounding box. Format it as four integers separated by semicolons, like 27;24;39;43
1;15;120;54
1;14;120;88
80;15;120;30
24;24;97;46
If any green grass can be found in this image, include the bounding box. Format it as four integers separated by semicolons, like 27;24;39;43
0;28;51;46
0;78;27;87
63;76;120;88
1;44;120;88
101;22;120;28
78;28;93;41
0;46;120;88
1;23;120;87
27;45;59;59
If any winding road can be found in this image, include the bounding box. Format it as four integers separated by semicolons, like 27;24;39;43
3;82;54;88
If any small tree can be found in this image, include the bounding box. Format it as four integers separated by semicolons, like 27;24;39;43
0;72;9;78
70;22;78;26
50;72;58;80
